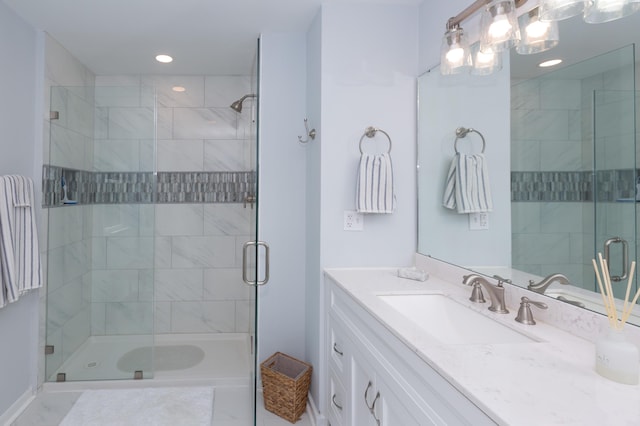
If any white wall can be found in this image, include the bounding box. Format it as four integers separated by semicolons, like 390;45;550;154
307;2;420;410
305;9;323;413
319;3;418;266
0;1;39;416
258;33;308;365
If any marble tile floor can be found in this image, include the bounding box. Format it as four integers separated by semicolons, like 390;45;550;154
11;386;313;426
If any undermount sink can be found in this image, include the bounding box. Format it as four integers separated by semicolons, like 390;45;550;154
378;293;537;345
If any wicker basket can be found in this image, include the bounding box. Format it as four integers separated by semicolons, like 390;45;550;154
260;352;313;423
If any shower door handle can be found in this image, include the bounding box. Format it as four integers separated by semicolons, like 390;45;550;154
604;237;629;282
242;241;270;286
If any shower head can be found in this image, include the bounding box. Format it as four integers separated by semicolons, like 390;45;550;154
230;93;257;113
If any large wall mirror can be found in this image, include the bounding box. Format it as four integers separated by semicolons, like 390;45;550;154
418;12;640;324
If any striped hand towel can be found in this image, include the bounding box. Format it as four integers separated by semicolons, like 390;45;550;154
356;153;396;214
0;176;43;307
442;153;493;214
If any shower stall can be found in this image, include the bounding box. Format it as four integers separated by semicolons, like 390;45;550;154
511;44;637;299
42;69;259;396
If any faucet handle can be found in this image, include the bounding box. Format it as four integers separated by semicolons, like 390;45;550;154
515;297;548;325
493;274;512;286
469;282;486;303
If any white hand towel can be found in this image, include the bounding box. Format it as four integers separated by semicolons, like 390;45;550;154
0;176;17;306
356;153;396;214
0;176;43;308
443;153;493;214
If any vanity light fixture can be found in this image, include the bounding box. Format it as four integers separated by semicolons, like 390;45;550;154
440;0;528;76
516;7;559;54
440;24;472;75
538;58;563;67
155;54;173;63
584;0;640;23
480;0;521;52
440;0;640;76
172;86;186;92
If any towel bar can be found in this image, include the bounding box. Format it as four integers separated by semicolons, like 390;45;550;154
454;127;485;154
359;126;392;154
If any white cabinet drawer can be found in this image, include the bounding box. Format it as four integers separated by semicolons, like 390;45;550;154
328;318;349;375
328;368;348;426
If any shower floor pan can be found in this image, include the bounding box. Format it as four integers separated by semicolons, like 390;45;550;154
45;333;250;388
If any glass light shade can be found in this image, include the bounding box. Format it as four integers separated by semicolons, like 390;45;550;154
471;43;503;75
584;0;640;23
516;8;560;54
440;27;472;75
539;0;592;21
480;0;521;52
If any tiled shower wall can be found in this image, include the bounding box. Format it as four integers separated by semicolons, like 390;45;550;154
511;77;587;285
511;61;637;291
90;74;255;336
42;34;256;379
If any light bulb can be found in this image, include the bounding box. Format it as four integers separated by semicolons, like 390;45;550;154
539;59;562;67
476;49;495;65
489;15;512;40
155;54;173;63
525;20;550;38
446;47;465;63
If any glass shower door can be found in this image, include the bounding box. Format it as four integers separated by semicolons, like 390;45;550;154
44;85;156;382
593;89;637;300
245;42;260;426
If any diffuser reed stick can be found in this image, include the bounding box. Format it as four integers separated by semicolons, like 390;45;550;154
593;253;638;330
592;258;616;328
623;261;636;317
602;257;619;324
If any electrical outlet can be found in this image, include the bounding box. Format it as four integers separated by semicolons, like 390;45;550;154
344;210;364;231
469;212;489;230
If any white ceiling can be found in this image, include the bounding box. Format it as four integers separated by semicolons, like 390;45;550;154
2;0;422;76
510;11;640;79
3;0;638;79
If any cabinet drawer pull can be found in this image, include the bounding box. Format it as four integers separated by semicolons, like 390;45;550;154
333;342;344;356
364;381;374;409
332;394;343;410
371;391;381;426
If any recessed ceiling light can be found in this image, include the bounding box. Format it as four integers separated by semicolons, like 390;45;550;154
172;86;186;92
539;59;562;68
155;54;173;64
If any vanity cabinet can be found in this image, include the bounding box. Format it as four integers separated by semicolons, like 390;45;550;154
325;275;495;426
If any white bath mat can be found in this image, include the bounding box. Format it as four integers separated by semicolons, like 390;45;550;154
60;386;214;426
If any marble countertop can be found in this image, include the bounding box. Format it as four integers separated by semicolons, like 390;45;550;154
325;260;640;426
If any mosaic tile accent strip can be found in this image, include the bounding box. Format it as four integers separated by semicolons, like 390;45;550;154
512;169;637;203
43;165;256;207
595;169;637;202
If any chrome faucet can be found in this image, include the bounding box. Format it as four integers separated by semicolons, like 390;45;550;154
527;273;570;294
462;274;509;314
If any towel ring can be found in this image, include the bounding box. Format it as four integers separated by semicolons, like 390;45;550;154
454;127;485;154
359;126;392;154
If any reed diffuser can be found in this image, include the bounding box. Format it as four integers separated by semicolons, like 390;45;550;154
592;253;639;385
